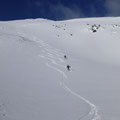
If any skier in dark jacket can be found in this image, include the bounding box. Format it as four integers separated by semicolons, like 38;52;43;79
64;55;67;59
66;65;71;71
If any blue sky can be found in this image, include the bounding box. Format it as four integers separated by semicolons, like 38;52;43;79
0;0;120;21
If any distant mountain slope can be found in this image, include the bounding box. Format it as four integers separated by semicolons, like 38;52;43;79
0;17;120;120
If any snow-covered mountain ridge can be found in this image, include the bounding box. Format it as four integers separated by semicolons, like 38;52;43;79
0;17;120;120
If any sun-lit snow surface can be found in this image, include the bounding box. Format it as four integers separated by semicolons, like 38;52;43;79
0;17;120;120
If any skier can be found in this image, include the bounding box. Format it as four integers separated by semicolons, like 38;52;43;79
64;55;67;59
66;65;71;71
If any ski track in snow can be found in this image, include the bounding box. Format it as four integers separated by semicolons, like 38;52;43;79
31;36;101;120
17;31;101;120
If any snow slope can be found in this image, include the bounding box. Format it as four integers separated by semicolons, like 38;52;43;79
0;17;120;120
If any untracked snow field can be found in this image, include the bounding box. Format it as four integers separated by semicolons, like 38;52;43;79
0;17;120;120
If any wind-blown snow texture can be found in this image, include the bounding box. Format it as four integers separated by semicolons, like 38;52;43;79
0;17;120;120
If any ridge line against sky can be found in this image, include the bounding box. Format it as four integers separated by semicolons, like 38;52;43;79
0;0;120;21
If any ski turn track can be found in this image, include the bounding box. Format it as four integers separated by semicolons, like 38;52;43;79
32;36;101;120
19;35;101;120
